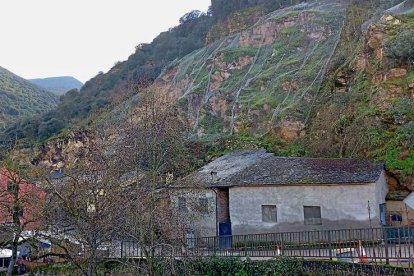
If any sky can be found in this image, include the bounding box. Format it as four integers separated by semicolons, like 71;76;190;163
0;0;211;83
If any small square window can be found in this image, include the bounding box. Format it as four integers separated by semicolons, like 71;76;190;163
178;197;187;214
304;206;322;225
262;205;277;223
198;198;209;214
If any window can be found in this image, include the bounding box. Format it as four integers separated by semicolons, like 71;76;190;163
262;205;277;223
304;206;322;225
386;211;403;226
178;197;187;214
198;198;209;214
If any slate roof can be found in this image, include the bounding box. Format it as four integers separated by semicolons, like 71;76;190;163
180;150;384;188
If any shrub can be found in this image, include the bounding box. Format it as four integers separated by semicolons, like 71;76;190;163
185;256;304;276
384;30;414;66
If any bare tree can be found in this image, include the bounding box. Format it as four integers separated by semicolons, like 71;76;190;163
0;151;45;276
112;86;196;275
40;142;131;276
36;85;198;275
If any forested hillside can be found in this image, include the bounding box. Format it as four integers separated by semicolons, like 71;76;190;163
0;66;58;130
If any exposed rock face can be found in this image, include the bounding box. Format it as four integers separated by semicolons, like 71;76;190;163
386;68;407;80
335;72;348;93
155;1;346;140
34;131;91;169
210;95;228;118
277;120;306;142
239;12;315;47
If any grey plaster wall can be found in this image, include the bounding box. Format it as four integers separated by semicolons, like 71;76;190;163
229;181;388;235
171;189;217;237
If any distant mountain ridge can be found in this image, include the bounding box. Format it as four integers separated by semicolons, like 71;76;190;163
29;76;83;95
0;66;58;130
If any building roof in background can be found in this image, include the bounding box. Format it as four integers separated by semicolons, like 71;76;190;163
180;150;384;188
404;192;414;209
387;190;411;201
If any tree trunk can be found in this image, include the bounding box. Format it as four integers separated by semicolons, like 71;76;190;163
87;246;97;276
6;241;18;276
8;183;21;276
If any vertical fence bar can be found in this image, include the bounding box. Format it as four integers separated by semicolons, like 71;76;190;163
384;227;390;265
280;232;284;256
328;230;332;261
409;226;413;268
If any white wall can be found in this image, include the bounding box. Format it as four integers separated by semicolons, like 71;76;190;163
229;182;386;234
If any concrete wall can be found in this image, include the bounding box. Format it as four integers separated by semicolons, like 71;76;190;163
170;189;216;237
229;181;387;235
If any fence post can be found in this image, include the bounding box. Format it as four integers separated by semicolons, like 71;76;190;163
383;228;390;265
120;241;123;258
328;230;332;261
244;234;247;257
214;236;217;255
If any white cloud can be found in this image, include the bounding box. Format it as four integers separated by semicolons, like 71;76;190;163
0;0;211;82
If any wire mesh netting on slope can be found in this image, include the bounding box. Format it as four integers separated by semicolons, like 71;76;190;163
156;0;347;138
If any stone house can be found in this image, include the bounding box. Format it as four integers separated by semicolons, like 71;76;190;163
171;150;388;237
385;190;414;226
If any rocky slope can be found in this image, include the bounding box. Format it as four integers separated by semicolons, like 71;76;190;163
149;0;413;189
309;8;414;189
155;1;345;139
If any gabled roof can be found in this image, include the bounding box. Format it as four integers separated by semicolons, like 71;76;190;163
180;150;384;188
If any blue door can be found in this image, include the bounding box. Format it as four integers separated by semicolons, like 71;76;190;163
219;222;232;248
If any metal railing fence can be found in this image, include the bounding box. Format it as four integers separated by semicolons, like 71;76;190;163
113;226;414;266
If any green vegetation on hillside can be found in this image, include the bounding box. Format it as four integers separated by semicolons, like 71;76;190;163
0;67;58;131
307;6;414;181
